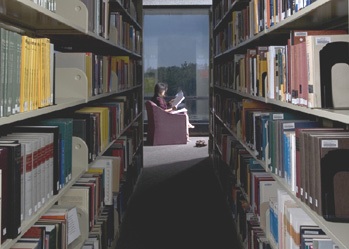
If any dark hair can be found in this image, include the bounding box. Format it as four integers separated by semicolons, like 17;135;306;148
153;82;168;97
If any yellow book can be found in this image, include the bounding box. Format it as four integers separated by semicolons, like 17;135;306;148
29;37;37;111
20;36;30;112
37;38;43;108
115;56;129;89
76;106;110;152
39;38;50;108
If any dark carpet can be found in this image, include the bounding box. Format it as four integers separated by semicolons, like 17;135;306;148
116;157;239;249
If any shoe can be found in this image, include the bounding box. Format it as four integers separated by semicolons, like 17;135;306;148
188;123;195;128
195;140;207;147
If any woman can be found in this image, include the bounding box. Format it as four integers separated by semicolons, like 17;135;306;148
151;82;194;141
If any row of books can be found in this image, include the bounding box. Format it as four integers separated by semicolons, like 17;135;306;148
0;122;74;244
214;30;349;108
81;0;141;50
217;97;349;221
7;150;122;248
30;0;56;12
55;52;143;97
214;0;318;54
218;136;338;249
110;11;142;54
0;26;142;119
0;95;140;244
0;27;54;117
31;0;141;52
60;158;121;246
215;31;349;109
10;205;80;249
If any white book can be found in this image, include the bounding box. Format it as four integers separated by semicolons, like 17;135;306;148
287;207;316;249
259;180;279;232
1;135;39;215
91;156;121;205
171;90;185;108
10;241;39;249
10;133;52;206
277;189;295;249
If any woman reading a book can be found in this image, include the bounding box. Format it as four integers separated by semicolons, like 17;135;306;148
151;82;194;141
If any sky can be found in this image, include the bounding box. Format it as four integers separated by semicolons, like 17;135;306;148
143;13;209;69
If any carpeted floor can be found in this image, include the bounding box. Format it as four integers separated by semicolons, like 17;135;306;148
115;138;239;249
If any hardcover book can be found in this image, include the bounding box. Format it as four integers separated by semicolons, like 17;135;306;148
12;125;61;195
0;148;8;243
40;118;73;186
0;143;21;239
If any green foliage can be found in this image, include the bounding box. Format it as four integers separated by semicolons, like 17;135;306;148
144;62;197;97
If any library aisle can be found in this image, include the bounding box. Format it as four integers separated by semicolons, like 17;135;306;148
116;137;239;249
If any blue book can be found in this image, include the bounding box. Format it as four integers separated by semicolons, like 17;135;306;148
276;120;319;178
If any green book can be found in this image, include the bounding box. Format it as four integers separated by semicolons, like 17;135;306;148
40;118;73;188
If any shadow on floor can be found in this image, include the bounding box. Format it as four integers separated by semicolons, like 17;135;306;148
116;157;238;249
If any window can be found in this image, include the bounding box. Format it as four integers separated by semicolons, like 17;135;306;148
143;7;210;125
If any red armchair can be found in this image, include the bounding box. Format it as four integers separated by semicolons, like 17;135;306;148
145;100;187;145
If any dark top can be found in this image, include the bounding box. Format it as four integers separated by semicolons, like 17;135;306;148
151;96;169;110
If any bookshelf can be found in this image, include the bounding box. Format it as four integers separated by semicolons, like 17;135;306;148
0;0;143;248
210;0;349;248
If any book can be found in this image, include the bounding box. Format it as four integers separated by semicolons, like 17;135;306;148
277;189;295;249
171;90;185;109
307;132;349;213
0;148;8;243
266;46;285;100
90;156;121;205
0;143;21;239
1;135;41;215
40;118;73;187
10;241;40;249
70;112;98;162
295;128;344;200
259;180;279;232
9;133;54;207
21;226;45;249
285;207;317;249
275;120;318;178
41;205;80;246
76;106;110;152
74;178;97;229
300;225;326;249
12;125;62;195
32;223;58;249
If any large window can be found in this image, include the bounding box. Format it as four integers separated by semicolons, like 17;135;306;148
143;8;210;124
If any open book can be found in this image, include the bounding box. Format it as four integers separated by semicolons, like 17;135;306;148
171;90;185;108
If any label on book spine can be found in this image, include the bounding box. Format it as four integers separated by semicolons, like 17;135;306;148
321;140;338;148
